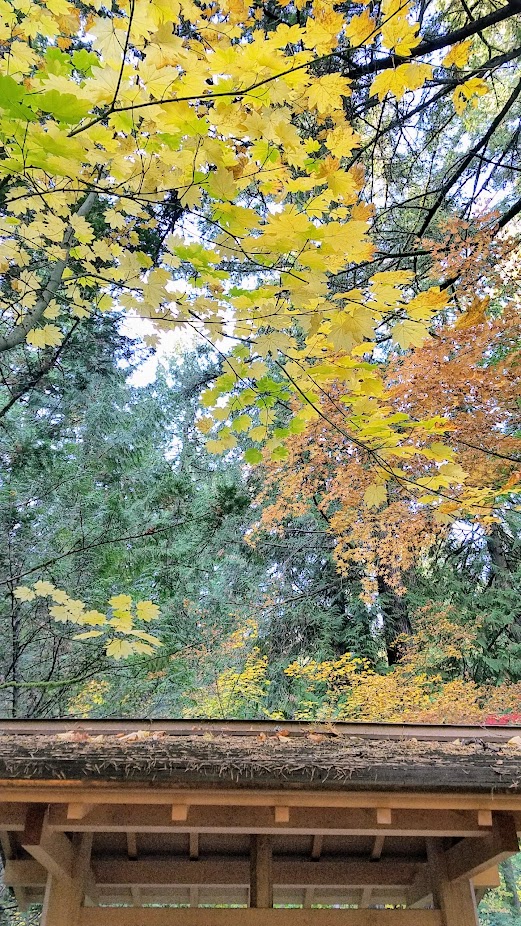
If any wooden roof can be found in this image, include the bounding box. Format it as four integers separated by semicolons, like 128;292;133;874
0;719;520;793
1;721;520;925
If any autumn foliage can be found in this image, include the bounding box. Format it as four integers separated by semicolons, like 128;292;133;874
0;0;520;734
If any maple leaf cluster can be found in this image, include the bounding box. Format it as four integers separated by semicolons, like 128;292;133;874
14;584;162;658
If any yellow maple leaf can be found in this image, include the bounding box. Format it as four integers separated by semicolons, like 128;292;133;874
109;593;133;610
304;14;343;53
256;331;297;357
136;600;160;622
106;639;136;660
33;580;56;596
406;287;449;321
325;124;361;159
26;325;62;349
453;76;488;114
83;610;108;626
454;295;489;329
370;63;432;101
345;9;377;46
49;604;72;622
380;12;420;56
43;300;61;320
232;413;252;433
439;462;468;485
392;319;429;349
14;586;36;602
73;630;104;640
363;482;388;508
104;209;127;231
249;425;268;442
442;40;472;69
206;435;237;454
306;74;352;114
70;213;94;243
110;614;133;633
206;167;237;202
196;416;214;434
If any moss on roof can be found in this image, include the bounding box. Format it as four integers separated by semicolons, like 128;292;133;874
0;725;520;792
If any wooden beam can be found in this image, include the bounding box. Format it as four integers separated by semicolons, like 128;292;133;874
45;802;495;837
409;856;501;908
41;833;93;926
126;832;138;860
427;839;479;926
4;856;424;889
3;785;521;812
189;833;199;861
22;803;46;844
0;804;29;831
311;835;322;860
303;887;314;908
250;835;272;908
0;830;15;858
371;835;385;860
445;812;519;882
408;864;433;909
79;910;443;926
22;806;75;882
473;865;500;888
130;885;141;907
3;859;47;886
1;830;28;911
359;886;372;907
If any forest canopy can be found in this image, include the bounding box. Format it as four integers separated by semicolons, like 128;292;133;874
0;0;520;728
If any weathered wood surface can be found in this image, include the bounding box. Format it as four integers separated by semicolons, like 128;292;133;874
78;910;443;926
0;732;519;792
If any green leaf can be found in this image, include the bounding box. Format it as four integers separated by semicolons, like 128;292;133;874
0;75;34;119
44;47;72;76
36;91;91;124
244;448;263;464
232;414;252;433
271;445;289;461
72;49;100;75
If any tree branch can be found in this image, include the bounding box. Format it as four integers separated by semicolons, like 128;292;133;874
0;192;97;353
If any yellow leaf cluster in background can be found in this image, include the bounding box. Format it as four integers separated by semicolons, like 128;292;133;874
184;611;521;725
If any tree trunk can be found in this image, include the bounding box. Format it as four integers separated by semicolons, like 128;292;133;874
486;525;509;586
377;574;412;666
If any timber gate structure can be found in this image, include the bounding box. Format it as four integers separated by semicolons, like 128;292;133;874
0;720;521;926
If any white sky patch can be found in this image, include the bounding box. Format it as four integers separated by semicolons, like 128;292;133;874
120;314;194;386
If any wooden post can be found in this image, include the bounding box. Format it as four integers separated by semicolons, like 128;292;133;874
1;830;28;912
250;835;273;908
41;833;93;926
189;833;199;861
427;839;479;926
